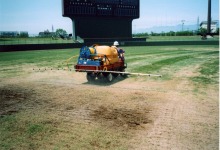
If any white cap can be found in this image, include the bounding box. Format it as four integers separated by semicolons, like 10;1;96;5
113;41;119;46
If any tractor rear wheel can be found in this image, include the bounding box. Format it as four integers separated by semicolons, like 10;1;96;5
120;69;127;78
106;73;113;82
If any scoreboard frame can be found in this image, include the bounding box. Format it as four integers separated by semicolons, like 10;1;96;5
62;0;140;19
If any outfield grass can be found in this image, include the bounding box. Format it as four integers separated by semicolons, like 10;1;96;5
125;45;219;83
0;113;128;150
0;37;74;45
0;49;77;78
0;45;219;84
146;35;219;41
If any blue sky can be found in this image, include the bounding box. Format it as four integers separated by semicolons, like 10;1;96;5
136;0;219;29
0;0;219;34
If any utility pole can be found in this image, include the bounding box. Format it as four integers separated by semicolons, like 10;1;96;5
207;0;211;35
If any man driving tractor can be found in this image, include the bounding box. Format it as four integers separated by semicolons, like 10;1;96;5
112;41;125;61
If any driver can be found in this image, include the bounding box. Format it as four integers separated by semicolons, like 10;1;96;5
112;41;125;61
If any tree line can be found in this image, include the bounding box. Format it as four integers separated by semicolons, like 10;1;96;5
133;28;219;37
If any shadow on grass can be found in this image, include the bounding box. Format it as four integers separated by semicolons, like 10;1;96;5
83;76;128;86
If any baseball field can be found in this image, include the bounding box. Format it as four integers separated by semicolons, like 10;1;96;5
0;45;219;149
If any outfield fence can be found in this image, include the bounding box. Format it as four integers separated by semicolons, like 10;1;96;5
0;41;219;52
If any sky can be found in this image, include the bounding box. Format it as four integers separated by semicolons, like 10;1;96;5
0;0;219;35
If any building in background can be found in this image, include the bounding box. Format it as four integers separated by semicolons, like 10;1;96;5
200;20;219;33
0;31;28;37
0;31;19;37
39;30;55;37
62;0;141;43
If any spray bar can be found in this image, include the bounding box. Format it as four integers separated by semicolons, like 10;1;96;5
32;68;162;77
75;69;162;77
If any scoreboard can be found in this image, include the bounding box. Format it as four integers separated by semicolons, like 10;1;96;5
62;0;140;39
62;0;139;19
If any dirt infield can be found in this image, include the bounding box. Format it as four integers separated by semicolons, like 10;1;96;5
0;66;218;149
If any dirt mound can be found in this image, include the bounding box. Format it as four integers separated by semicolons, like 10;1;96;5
91;106;151;129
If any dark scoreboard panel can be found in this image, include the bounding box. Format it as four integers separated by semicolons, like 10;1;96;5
62;0;139;18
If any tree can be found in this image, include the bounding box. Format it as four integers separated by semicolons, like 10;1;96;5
133;32;149;37
168;31;175;36
19;32;29;38
198;27;207;35
56;28;67;36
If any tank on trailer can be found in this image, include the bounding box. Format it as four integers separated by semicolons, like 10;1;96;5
75;45;127;82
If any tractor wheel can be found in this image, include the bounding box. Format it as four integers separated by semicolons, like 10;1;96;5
97;73;103;80
106;73;113;82
86;72;96;82
112;73;119;78
120;69;127;78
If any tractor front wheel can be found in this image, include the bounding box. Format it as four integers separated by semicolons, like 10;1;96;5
86;72;96;82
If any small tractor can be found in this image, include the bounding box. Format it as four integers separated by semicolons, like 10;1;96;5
74;44;127;82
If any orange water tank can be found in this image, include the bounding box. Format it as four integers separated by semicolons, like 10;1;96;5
91;45;119;65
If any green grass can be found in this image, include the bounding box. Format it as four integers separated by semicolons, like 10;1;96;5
0;49;79;78
0;114;56;150
122;45;219;83
0;37;74;45
0;49;77;64
0;114;128;150
1;36;219;45
146;35;219;41
191;59;219;84
133;55;193;72
0;45;219;84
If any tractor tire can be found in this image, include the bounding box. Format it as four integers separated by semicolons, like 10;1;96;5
106;73;113;82
112;73;119;78
97;73;103;80
86;72;96;82
120;69;128;78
